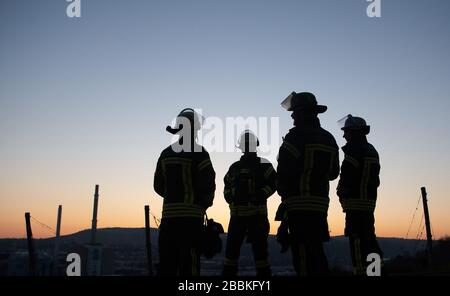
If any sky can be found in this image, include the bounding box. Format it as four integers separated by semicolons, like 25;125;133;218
1;0;449;239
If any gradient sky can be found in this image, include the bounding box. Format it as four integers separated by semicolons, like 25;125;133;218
1;0;449;239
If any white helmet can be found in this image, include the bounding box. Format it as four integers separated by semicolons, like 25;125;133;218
237;130;259;152
338;114;370;134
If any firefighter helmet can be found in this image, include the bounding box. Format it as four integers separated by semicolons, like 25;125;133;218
237;130;260;152
338;114;370;135
281;91;327;113
166;108;204;135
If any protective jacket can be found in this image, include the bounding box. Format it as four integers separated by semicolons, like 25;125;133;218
154;143;216;219
337;140;380;213
224;154;276;216
277;119;340;216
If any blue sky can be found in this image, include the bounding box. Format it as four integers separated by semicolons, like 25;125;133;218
1;0;449;238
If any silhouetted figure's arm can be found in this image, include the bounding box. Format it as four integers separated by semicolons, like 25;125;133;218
154;156;165;198
329;142;340;181
197;152;216;209
223;166;235;204
259;162;276;200
365;147;380;201
337;153;357;206
276;137;300;201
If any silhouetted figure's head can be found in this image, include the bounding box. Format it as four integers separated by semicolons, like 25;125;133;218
281;92;327;126
237;130;259;154
167;108;204;151
340;114;370;143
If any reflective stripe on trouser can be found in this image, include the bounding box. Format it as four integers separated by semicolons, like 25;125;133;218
352;237;365;275
255;259;271;277
285;196;329;213
224;258;238;266
298;244;307;276
191;248;199;276
349;235;383;276
290;242;329;276
223;258;238;277
255;260;270;269
162;203;205;218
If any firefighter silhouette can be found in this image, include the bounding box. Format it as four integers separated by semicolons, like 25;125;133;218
277;92;340;276
154;108;216;276
222;130;276;277
337;114;383;275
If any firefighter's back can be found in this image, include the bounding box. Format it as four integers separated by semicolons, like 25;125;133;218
154;143;216;276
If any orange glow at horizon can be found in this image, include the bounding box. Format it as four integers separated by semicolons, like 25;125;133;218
1;179;449;240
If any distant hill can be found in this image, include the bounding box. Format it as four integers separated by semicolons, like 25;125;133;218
0;227;426;272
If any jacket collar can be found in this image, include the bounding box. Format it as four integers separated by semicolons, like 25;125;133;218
291;117;321;132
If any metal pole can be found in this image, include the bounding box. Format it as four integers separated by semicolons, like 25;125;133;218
53;205;62;275
25;212;36;276
91;185;99;245
421;187;433;267
144;205;153;275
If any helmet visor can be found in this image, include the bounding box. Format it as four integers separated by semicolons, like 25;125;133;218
338;114;352;130
281;92;295;111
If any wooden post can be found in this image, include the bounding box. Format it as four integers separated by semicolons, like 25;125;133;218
421;187;433;267
144;205;153;275
53;205;62;275
91;185;99;245
25;212;36;276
